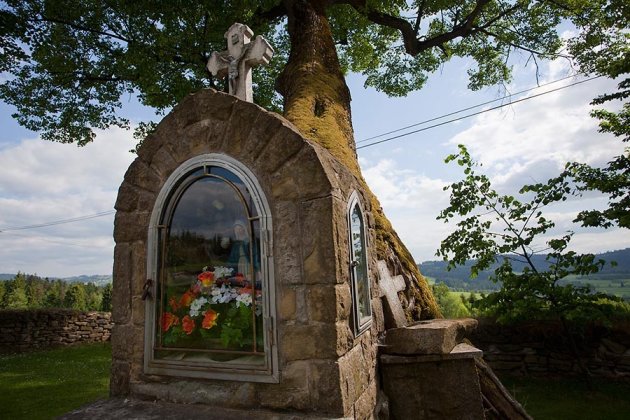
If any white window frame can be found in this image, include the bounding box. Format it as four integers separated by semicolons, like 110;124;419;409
347;191;372;336
143;154;278;383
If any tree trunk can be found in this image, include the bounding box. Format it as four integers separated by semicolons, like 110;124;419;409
277;0;440;320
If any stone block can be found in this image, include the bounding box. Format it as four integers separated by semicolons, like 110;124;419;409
299;197;337;285
110;361;131;397
271;146;332;201
339;345;370;405
221;100;266;158
112;243;132;324
113;211;150;243
258;360;310;411
278;287;297;321
150;145;179;180
272;201;303;286
256;130;305;178
130;241;148;296
353;379;377;420
381;349;484;420
174;89;237;127
383;318;478;355
135;132;167;164
123;159;163;193
281;323;338;361
306;284;350;323
131;296;145;326
308;359;345;416
242;112;292;160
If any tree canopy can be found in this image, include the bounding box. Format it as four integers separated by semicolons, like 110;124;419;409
1;0;623;146
2;0;627;321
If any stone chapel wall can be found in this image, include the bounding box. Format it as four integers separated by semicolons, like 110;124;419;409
111;89;385;417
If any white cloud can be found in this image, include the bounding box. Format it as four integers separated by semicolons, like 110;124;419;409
448;68;624;198
0;128;136;277
361;158;452;262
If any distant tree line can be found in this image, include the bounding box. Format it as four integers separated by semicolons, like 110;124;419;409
421;248;630;292
0;272;112;312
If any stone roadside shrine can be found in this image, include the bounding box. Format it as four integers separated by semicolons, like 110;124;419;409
69;23;531;420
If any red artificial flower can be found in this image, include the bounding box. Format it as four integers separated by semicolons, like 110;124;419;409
179;290;196;308
201;309;219;329
238;285;253;295
197;271;215;287
168;297;180;311
182;315;195;335
161;312;179;332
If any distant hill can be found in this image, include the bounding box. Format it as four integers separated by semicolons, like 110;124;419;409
419;248;630;292
0;273;112;285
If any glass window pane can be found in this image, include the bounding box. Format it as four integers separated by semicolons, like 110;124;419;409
350;203;371;331
211;166;258;217
156;170;264;366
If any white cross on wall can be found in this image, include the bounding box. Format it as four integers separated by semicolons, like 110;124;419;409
207;23;274;102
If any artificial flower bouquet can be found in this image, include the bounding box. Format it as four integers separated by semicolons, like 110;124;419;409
160;265;263;350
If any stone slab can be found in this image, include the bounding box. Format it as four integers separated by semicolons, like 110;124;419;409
383;318;478;355
60;398;347;420
381;343;483;364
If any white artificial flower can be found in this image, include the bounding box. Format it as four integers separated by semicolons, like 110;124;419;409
189;297;208;317
213;266;234;279
235;293;252;307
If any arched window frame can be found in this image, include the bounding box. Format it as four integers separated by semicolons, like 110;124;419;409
144;154;278;383
347;191;372;336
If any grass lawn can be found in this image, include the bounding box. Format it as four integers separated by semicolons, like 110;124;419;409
501;376;630;420
0;342;111;420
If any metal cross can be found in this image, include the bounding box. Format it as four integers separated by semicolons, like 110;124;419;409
207;23;274;102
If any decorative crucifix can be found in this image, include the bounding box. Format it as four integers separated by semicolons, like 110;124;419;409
207;23;274;103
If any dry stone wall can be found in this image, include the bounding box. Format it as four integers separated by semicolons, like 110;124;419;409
470;318;630;379
0;309;112;353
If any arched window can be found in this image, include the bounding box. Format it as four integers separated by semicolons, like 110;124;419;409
144;155;277;382
348;192;372;335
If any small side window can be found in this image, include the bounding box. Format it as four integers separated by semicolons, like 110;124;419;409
348;193;372;335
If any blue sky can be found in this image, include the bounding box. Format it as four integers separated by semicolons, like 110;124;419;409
0;53;628;277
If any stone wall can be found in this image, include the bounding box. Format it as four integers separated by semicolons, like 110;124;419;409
0;309;112;353
470;318;630;378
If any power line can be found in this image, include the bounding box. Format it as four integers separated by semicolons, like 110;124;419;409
357;73;582;144
356;75;602;150
0;210;115;232
0;231;112;249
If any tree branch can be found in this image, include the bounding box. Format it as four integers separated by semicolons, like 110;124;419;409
414;0;426;35
33;15;131;44
344;0;492;55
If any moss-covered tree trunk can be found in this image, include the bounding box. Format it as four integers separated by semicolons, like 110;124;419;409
276;0;440;320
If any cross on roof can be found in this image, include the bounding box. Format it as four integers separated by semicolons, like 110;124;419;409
207;23;274;102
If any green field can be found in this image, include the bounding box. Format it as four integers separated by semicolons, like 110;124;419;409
441;278;630;301
561;276;630;299
2;343;630;419
502;376;630;420
0;343;111;420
